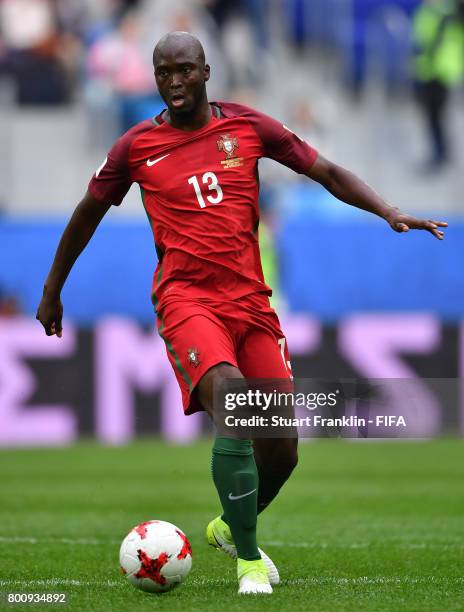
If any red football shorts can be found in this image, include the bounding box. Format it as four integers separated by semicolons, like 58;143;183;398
156;292;292;414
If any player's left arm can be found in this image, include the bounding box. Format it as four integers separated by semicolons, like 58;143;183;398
306;154;448;240
236;103;447;239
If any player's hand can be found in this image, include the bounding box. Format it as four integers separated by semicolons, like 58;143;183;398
36;291;63;337
386;209;448;240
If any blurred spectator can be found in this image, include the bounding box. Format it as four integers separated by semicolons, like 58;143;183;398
292;99;327;156
117;0;142;18
85;1;229;131
0;0;80;105
138;0;229;98
204;0;269;88
366;4;413;96
412;0;464;170
86;10;159;131
205;0;269;49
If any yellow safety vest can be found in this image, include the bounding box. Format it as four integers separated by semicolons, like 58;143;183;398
413;3;464;85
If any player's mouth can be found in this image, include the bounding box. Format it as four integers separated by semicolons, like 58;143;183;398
170;94;187;108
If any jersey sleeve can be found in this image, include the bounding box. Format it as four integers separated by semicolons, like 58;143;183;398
216;102;318;174
87;133;133;206
250;110;318;174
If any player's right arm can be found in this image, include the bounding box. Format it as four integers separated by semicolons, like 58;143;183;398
37;126;136;336
36;191;111;336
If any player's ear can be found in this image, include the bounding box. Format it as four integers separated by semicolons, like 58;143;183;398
204;64;210;82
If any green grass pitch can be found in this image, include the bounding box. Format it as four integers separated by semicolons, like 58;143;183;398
1;439;463;611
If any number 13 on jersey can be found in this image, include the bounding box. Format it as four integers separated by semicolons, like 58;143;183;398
188;172;223;208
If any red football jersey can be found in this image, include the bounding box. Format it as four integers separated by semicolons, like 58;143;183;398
88;101;318;310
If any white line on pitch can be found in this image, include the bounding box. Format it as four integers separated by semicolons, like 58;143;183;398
0;577;463;588
281;577;464;585
262;540;464;550
0;536;120;545
0;535;462;551
0;580;122;587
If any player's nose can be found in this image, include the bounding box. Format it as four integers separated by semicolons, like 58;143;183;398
170;73;183;89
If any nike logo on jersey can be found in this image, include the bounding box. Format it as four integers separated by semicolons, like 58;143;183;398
95;157;107;177
146;154;170;167
228;488;257;501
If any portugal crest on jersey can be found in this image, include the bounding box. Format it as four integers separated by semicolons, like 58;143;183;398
217;134;243;168
217;134;239;159
187;347;201;368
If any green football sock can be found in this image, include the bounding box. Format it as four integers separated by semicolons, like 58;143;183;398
219;460;290;523
212;437;260;561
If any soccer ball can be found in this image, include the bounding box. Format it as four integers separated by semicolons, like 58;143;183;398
119;520;192;593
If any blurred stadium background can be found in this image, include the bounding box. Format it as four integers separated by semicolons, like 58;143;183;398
0;0;463;446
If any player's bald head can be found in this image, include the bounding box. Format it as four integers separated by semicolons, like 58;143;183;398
153;31;205;67
153;31;210;118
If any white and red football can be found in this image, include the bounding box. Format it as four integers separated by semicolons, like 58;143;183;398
119;520;192;593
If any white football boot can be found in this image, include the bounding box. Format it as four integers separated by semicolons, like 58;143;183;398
237;558;273;594
206;516;280;585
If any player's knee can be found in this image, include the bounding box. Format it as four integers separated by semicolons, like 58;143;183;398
255;439;298;475
197;362;243;418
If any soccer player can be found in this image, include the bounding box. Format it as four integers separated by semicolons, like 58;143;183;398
36;32;447;594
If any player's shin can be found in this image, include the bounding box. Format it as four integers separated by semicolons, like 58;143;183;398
211;437;260;561
255;463;292;514
254;438;298;514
